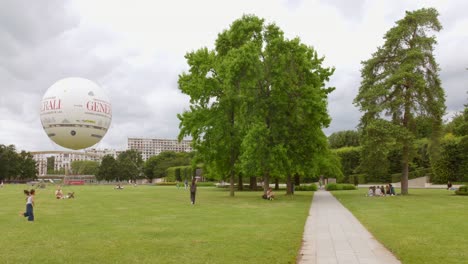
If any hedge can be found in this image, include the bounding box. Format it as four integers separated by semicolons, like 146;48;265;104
325;183;357;191
348;174;367;184
391;167;432;183
455;185;468;196
294;184;318;192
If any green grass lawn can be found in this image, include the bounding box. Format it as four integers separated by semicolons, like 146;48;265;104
0;184;312;264
332;189;468;264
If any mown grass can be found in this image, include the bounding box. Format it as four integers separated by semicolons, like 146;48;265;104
332;189;468;264
0;184;313;264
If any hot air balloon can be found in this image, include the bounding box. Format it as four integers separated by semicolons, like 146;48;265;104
40;77;112;150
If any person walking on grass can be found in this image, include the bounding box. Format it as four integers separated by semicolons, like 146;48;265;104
190;177;197;205
21;189;35;221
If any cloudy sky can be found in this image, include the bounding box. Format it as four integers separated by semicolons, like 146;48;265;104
1;0;467;152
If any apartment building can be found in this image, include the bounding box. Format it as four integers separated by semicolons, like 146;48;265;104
128;137;192;161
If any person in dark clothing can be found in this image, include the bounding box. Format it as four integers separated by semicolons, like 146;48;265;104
190;178;197;205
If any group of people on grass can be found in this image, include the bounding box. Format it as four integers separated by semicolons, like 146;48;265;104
55;187;75;199
367;184;396;197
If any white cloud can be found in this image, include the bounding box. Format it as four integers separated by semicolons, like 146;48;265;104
0;0;466;151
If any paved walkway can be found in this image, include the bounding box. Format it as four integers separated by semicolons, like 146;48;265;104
298;191;401;264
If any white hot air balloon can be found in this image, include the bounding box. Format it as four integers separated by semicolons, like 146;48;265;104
40;77;112;150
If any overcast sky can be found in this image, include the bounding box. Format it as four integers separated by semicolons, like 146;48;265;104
0;0;467;152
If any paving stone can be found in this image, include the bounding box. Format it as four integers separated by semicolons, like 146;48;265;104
297;191;401;264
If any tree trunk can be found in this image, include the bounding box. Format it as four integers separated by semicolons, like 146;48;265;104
274;178;279;190
401;144;409;195
230;170;235;197
249;176;257;191
401;86;411;195
263;173;270;195
286;174;292;195
238;174;243;191
294;173;300;186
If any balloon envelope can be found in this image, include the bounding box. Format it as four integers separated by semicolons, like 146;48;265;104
40;77;112;150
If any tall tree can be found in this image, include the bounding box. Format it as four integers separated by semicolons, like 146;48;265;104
0;145;19;181
178;15;264;196
179;15;335;196
354;8;446;194
17;151;37;180
96;155;118;182
71;160;99;175
328;130;360;149
117;150;144;182
144;151;191;181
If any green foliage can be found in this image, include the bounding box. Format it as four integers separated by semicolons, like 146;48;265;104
431;136;467;183
46;156;55;173
179;15;335;196
455;186;468;195
17;151;37;180
391;168;432;183
294;184;317;191
325;183;357;191
154;182;178;186
445;107;468;137
334;146;360;182
328;130;360;149
348;174;367;184
195;181;216;187
354;8;445;194
70;160;99;175
117;149;144;181
144;151;191;181
165;165;193;182
0;144;37;181
96;155;118;181
317;150;344;182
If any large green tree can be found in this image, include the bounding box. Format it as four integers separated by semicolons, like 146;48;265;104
96;155;118;182
328;130;360;149
179;15;335;196
0;145;19;181
117;150;144;182
70;160;99;175
0;145;37;181
143;151;191;181
17;151;38;180
354;8;446;194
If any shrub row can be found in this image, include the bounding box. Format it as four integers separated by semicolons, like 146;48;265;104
294;184;318;192
326;183;357;191
155;181;216;187
391;167;432;183
455;185;468;196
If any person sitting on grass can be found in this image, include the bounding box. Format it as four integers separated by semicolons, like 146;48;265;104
266;187;275;200
375;186;383;196
389;184;396;196
115;184;124;190
55;188;64;199
366;187;374;197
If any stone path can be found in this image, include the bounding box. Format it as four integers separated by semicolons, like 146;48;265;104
298;191;401;264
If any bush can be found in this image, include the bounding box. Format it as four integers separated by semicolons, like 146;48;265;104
455;185;468;196
196;182;216;187
391;167;432;183
348;174;367;184
325;183;356;191
294;184;317;192
155;182;177;186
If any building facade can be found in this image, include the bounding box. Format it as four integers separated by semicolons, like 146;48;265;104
128;137;192;161
31;149;120;176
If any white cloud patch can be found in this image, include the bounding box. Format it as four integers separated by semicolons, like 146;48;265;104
0;0;467;151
